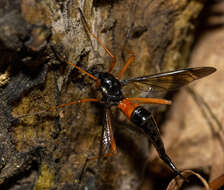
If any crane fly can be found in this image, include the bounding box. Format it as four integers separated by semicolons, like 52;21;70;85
17;8;216;179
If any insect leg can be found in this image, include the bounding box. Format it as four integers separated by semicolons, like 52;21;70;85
78;8;117;73
126;97;171;105
67;61;98;81
117;55;135;79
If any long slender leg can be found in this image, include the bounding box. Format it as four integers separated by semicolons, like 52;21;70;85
117;55;135;79
78;8;117;73
125;97;172;105
67;61;98;81
108;58;117;73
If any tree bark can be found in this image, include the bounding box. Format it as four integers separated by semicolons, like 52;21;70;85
0;0;206;189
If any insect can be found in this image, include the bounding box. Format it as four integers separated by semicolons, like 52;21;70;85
17;8;216;179
52;8;217;179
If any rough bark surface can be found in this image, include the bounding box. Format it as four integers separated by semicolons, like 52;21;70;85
0;0;207;189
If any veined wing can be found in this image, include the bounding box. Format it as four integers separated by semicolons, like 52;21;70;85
121;67;216;97
98;108;116;163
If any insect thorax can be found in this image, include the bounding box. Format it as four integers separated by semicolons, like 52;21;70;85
96;72;124;105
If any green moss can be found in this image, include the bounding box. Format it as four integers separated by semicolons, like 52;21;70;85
34;163;55;190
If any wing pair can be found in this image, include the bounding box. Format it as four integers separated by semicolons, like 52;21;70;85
121;67;216;97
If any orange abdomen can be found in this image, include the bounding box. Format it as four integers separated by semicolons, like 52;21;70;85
117;99;139;119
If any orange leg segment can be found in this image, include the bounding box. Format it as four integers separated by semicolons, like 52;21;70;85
108;57;117;73
126;97;172;105
78;8;117;73
67;61;98;81
117;55;135;79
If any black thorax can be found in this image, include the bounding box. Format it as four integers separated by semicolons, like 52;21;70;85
96;72;124;106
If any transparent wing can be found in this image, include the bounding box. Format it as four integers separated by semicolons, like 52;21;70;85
98;109;116;162
121;67;216;97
